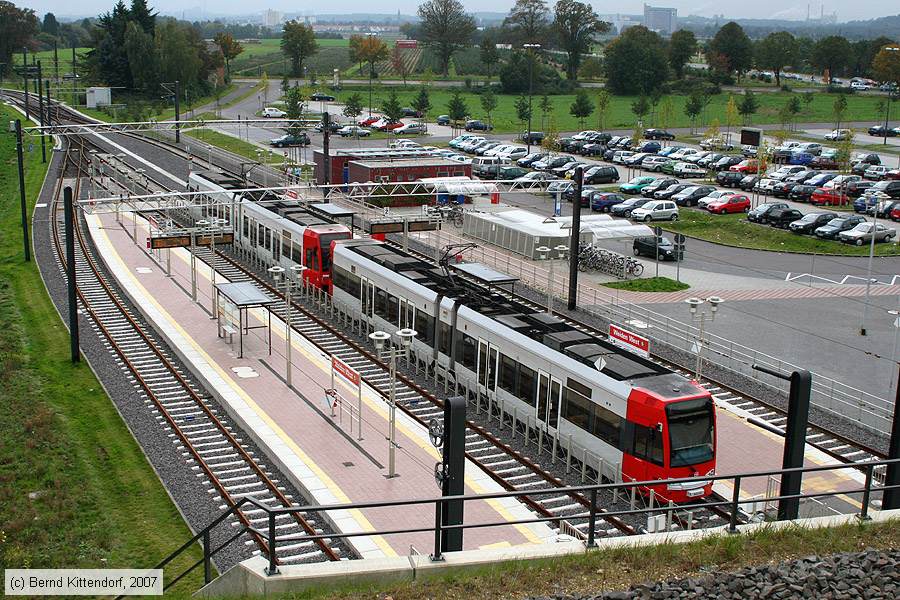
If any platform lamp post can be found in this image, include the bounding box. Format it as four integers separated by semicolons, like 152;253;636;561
192;219;209;303
370;328;417;478
269;265;306;388
523;43;541;155
860;191;889;336
685;296;723;382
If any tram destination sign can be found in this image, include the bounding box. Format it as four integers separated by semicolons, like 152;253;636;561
608;324;650;358
148;232;234;249
331;355;361;387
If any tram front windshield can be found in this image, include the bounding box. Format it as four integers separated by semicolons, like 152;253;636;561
319;233;351;271
666;398;714;467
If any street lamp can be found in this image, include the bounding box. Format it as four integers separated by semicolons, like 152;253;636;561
269;265;306;387
861;191;890;335
192;219;209;303
369;327;417;478
685;296;723;382
880;47;899;146
523;43;541;154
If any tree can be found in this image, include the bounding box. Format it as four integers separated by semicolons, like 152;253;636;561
446;91;469;130
631;95;649;124
684;93;703;133
381;89;405;122
595;89;610;129
658;97;675;131
553;0;608;80
539;94;552;130
569;90;593;128
412;87;431;120
391;45;410;84
281;74;290;94
503;0;549;45
283;86;305;135
129;0;154;34
479;36;500;80
42;11;59;35
604;25;668;95
754;31;799;87
811;36;852;83
260;71;269;105
357;35;389;79
668;29;696;79
480;88;498;126
281;20;317;77
725;95;739;136
342;93;363;120
738;90;759;124
833;94;848;129
853;37;895;79
214;32;244;78
514;94;532;128
498;49;561;94
348;35;364;72
707;22;753;80
124;21;156;91
786;95;802;130
872;44;900;88
418;0;476;76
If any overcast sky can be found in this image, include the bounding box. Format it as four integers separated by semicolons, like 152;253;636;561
23;1;896;22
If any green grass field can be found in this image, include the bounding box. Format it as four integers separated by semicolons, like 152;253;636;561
328;86;889;134
661;209;900;256
0;105;202;586
603;277;690;292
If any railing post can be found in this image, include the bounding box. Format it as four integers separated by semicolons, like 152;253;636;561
859;463;874;521
431;500;445;562
729;476;742;533
203;530;212;584
265;511;279;575
586;488;598;548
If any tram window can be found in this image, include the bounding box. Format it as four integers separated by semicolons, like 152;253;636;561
562;386;591;433
257;223;264;247
517;365;536;404
282;232;291;259
264;228;272;251
632;425;664;466
415;310;434;346
387;294;399;323
592;406;622;448
243;216;249;237
291;242;302;264
458;333;477;371
438;321;451;356
374;289;388;319
499;353;517;394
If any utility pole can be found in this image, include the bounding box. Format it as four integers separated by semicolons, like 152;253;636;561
15;119;31;262
53;40;59;83
22;47;29;120
37;61;46;163
72;43;78;105
567;166;583;310
174;80;181;143
322;111;331;185
884;363;900;510
64;186;80;363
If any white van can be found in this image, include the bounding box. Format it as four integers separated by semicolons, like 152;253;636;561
471;155;510;177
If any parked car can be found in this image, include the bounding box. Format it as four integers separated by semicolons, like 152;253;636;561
810;188;851;206
773;142;801;162
887;169;900;180
653;183;691;200
864;180;900;199
436;114;451;126
853;195;880;213
770;165;808;181
590;192;627;212
465;119;493;131
698;153;725;168
865;165;890;180
630;200;679;222
518;152;547;167
789;152;816;166
310;92;335;102
717;170;746;187
824;174;861;190
261;107;287;118
805;173;837;188
825;128;852;141
624;152;651;167
620;176;656;194
868;125;898;137
789;184;818;202
730;159;760;173
644;129;675;140
795;142;823;155
658;145;684;157
851;81;871;91
674;162;707;177
698;190;735;209
611;197;651;217
633;236;682;261
642;156;671;172
659;160;678;175
673;185;716;207
707;194;751;214
337;125;371;137
748;202;789;224
755;178;779;194
612;150;635;164
869;200;900;219
814;215;867;239
583;165;620;184
497;165;529;180
269;133;310;147
635;140;662;154
520;131;545;144
838;222;897;245
809;155;839;170
739;175;761;191
547;180;573;197
641;177;679;197
394;122;427;135
512;171;556;186
768;208;805;228
699;136;734;151
499;147;529;162
789;212;838;234
400;106;423;117
533;155;574;171
740;144;758;157
846;180;875;198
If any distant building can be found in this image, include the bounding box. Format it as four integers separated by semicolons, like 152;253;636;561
262;9;282;28
601;14;641;34
643;4;677;35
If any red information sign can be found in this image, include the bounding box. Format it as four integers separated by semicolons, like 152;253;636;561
332;356;360;387
608;324;650;358
285;190;298;199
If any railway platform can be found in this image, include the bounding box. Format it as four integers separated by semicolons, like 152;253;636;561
84;209;558;560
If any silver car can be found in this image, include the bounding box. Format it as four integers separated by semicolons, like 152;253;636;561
630;200;679;222
838;222;897;245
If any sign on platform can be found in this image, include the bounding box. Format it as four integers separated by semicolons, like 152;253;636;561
608;324;650;358
331;356;360;387
148;232;234;250
285;190;298;199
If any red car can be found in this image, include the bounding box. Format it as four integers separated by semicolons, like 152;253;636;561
380;120;405;131
810;187;850;206
358;116;380;127
891;206;900;221
887;169;900;181
729;159;760;174
707;194;751;214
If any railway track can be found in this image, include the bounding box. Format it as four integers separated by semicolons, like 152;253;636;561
46;119;344;566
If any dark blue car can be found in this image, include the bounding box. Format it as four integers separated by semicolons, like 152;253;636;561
590;192;627;212
789;151;815;166
853;195;879;213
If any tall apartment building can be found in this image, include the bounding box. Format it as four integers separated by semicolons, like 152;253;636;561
643;4;677;35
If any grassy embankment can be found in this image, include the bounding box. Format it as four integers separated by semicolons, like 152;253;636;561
604;277;691;292
0;105;202;587
661;210;900;256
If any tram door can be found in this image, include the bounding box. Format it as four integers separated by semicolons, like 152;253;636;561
399;298;414;330
477;339;499;392
536;371;562;431
360;278;374;318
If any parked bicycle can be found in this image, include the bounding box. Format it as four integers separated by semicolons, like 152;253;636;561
569;243;643;279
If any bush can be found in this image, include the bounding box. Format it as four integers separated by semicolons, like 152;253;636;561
499;52;564;95
780;84;792;92
825;85;853;94
707;70;735;86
